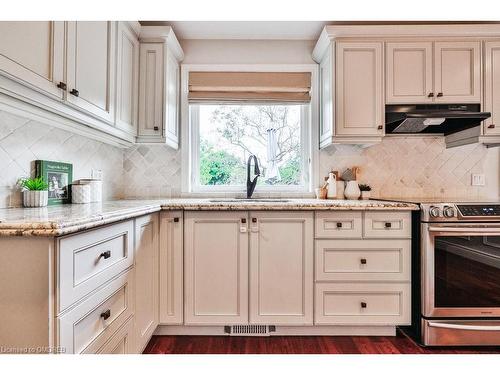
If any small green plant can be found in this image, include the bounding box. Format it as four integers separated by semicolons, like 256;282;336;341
18;177;48;191
358;183;372;192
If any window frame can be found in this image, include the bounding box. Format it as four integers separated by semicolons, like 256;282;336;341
181;64;319;196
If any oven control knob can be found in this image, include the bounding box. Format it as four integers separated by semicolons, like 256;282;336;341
443;206;456;218
429;206;441;218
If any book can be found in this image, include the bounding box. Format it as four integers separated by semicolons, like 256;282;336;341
35;160;73;205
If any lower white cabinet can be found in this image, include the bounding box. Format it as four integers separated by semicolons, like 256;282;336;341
134;214;159;352
184;211;249;325
249;211;313;325
90;316;135;354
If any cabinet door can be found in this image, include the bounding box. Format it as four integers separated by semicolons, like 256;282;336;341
159;211;183;325
434;41;481;103
184;211;249;325
115;22;139;135
249;211;313;325
66;21;116;122
386;42;433;103
319;44;334;148
164;49;180;148
134;214;159;352
0;21;65;99
336;42;384;136
138;43;164;137
484;41;500;135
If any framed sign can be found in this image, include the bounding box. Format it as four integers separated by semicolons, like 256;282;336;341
35;160;73;205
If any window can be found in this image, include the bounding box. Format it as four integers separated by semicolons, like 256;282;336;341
190;103;311;192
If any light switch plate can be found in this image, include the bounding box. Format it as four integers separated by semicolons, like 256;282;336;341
91;169;103;180
471;174;485;186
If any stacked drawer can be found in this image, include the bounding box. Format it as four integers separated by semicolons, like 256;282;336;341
314;211;411;325
56;220;135;354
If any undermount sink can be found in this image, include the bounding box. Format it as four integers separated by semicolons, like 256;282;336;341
208;198;290;203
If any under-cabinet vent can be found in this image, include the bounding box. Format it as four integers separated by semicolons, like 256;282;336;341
225;325;274;336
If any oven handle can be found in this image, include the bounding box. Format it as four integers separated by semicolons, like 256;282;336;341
428;321;500;331
428;226;500;234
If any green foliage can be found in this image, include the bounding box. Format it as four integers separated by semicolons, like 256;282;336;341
358;183;372;192
278;156;301;185
199;142;244;185
18;177;49;191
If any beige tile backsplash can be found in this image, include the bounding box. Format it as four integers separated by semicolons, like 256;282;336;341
1;109;498;208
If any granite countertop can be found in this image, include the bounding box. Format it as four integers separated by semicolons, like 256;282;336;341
0;198;419;237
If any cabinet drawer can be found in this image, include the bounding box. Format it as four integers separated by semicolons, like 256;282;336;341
83;316;135;354
315;212;362;238
58;220;134;312
58;270;134;354
315;283;410;325
363;212;411;238
315;239;410;282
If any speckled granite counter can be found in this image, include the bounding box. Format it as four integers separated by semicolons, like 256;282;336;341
0;198;419;236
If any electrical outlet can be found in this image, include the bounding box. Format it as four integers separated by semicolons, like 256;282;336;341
471;174;485;186
91;169;103;180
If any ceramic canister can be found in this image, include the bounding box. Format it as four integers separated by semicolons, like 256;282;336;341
72;184;91;204
79;179;102;202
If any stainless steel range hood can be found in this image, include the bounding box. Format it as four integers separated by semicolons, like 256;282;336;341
385;104;490;135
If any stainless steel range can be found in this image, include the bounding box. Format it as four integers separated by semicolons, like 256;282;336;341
414;201;500;346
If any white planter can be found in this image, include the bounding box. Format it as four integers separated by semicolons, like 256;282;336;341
23;190;48;207
344;181;361;200
361;191;371;200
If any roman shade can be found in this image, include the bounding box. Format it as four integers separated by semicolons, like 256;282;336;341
188;71;312;103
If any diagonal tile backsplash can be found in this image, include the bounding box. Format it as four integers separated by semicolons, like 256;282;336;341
0;111;123;208
1;108;498;208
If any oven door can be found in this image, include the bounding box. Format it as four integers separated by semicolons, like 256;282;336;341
422;222;500;317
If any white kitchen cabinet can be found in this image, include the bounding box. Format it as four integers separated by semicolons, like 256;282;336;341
159;211;184;325
434;41;481;103
134;214;159;352
249;212;313;325
137;26;184;146
184;211;249;325
0;21;65;99
484;41;500;136
319;44;334;148
386;42;434;103
336;42;384;138
115;22;140;135
66;21;116;123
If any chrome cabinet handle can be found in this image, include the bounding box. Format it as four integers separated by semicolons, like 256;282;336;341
99;250;111;260
100;309;111;320
428;321;500;331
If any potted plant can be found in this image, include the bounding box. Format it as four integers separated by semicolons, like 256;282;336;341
359;184;372;200
18;177;49;207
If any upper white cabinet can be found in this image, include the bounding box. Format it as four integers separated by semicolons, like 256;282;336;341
434;41;481;103
484;41;500;136
386;42;434;103
66;21;116;123
137;26;184;147
386;41;481;104
0;21;65;99
249;212;313;325
115;22;140;135
316;39;384;147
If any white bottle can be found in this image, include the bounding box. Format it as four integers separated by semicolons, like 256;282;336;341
327;172;337;199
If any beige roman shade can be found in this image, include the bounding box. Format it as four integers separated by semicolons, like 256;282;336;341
188;71;312;103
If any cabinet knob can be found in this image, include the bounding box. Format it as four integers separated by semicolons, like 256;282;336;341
252;218;257;223
437;92;443;97
173;217;179;222
377;125;383;130
241;218;246;223
100;309;111;320
427;92;434;98
336;222;343;228
57;82;67;91
361;302;367;308
384;222;392;228
70;88;79;97
99;250;111;260
488;124;496;129
153;126;159;131
360;258;367;265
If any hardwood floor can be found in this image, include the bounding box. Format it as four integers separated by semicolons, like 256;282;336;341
143;330;500;354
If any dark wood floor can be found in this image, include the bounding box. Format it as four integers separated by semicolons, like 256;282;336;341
143;330;500;354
